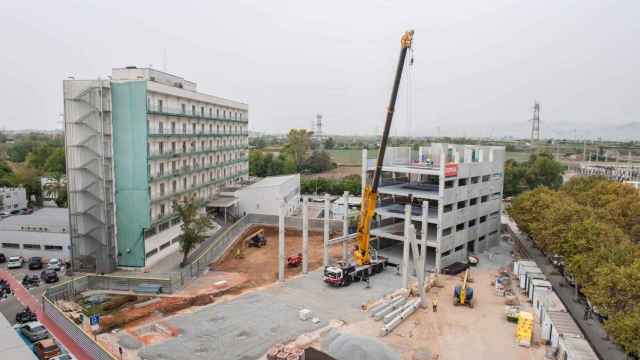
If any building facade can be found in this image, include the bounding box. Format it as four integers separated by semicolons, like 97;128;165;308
0;208;70;261
64;67;248;272
363;144;504;271
0;187;28;214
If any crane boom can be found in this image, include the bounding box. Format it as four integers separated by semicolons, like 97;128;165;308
354;30;414;266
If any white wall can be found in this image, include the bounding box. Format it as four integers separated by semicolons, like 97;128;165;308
0;188;28;212
0;231;70;261
238;175;300;216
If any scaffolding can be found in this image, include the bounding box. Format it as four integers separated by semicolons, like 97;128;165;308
64;80;116;273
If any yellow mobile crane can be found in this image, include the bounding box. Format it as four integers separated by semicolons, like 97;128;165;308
323;30;414;287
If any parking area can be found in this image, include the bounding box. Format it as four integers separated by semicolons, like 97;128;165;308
0;260;70;325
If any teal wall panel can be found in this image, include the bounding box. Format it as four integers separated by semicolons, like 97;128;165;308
111;81;149;267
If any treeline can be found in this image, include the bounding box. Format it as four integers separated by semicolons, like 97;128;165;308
301;175;361;196
504;152;565;197
0;133;67;207
249;129;336;177
509;176;640;355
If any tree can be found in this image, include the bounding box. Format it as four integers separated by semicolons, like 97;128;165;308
503;152;565;197
13;165;42;206
503;159;527;197
0;160;14;187
302;151;335;173
174;196;212;267
523;153;565;190
282;129;312;171
45;148;66;175
323;137;335;149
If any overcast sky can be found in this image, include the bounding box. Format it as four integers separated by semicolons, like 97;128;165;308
0;1;638;138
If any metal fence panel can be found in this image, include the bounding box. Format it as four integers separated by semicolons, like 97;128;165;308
43;297;115;360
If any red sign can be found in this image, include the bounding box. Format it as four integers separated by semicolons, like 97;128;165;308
445;163;458;177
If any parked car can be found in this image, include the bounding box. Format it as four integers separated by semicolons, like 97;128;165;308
29;257;44;270
40;270;59;284
0;253;6;263
47;258;61;271
34;338;61;360
23;207;34;214
7;256;24;269
20;321;49;342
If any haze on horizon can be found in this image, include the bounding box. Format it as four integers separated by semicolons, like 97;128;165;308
0;1;637;139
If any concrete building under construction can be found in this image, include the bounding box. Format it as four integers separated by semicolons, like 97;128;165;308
362;144;505;270
63;67;248;273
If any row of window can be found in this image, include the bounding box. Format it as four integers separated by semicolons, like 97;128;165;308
1;243;64;251
145;236;181;259
440;230;498;257
151;98;246;122
155;164;246;198
151;152;246;178
441;211;500;236
151;120;247;136
443;194;501;213
151;140;246;158
444;173;501;189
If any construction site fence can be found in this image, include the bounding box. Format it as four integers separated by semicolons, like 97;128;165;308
42;278;116;360
170;213;344;288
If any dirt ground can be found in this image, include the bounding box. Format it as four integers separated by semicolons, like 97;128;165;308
339;267;546;360
213;226;340;288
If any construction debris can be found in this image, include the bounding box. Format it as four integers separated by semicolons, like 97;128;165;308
267;344;305;360
299;309;313;321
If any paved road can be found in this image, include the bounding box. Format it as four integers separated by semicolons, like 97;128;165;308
0;269;93;360
505;217;627;360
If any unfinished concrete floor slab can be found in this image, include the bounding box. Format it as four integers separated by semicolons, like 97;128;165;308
138;270;401;360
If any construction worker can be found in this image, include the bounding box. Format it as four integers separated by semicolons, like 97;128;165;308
432;297;438;312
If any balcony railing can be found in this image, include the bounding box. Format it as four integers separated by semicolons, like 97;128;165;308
148;127;249;137
149;158;248;182
148;105;248;124
149;145;248;159
150;170;249;203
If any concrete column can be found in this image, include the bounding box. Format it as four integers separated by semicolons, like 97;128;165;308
278;204;285;282
361;149;368;193
302;196;309;274
342;191;349;260
402;204;411;289
419;201;429;307
323;194;330;267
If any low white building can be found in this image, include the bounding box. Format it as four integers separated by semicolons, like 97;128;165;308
557;336;598;360
0;208;70;261
0;187;28;214
237;175;300;216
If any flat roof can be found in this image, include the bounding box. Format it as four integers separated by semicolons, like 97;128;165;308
245;174;299;189
207;196;239;208
548;311;582;337
0;313;37;359
0;207;68;227
562;337;598;360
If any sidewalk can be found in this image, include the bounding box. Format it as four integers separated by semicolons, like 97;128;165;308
505;220;627;360
0;270;93;360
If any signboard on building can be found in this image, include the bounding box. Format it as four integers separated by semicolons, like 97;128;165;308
445;163;458;177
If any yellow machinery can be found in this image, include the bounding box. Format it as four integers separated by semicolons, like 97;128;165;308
353;30;414;267
324;30;414;287
454;269;475;307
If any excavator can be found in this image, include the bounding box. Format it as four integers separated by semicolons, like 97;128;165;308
323;30;414;287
